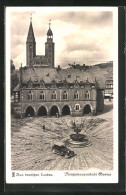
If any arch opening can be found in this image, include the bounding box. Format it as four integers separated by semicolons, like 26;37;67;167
62;105;70;116
25;106;35;117
50;105;59;116
83;104;91;115
38;106;47;116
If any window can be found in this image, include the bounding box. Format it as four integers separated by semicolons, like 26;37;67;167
74;91;79;100
40;91;45;100
15;92;19;102
75;104;80;111
28;81;32;87
63;91;68;100
52;91;57;100
85;91;90;99
28;91;33;100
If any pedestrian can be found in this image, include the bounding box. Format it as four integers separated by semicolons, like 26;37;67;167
56;112;59;118
43;124;45;131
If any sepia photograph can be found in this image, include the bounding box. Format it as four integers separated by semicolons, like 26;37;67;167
6;7;118;183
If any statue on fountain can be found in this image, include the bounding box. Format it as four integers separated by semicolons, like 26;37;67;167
64;120;91;148
70;121;85;142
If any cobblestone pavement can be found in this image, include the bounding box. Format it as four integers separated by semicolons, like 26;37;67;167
11;101;113;171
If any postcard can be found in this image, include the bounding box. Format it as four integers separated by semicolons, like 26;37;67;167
6;6;118;183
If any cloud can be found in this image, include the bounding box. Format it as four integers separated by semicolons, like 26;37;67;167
9;9;113;69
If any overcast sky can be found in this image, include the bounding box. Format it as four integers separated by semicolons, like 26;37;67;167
9;7;115;69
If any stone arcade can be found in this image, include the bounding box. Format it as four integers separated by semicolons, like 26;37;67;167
12;19;104;118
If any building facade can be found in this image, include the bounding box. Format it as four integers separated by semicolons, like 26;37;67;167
12;19;104;118
104;79;113;98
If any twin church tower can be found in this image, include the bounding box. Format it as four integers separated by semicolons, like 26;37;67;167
26;18;55;68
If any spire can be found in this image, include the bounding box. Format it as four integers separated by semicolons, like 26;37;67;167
47;19;53;37
49;19;51;28
27;15;36;43
30;13;32;23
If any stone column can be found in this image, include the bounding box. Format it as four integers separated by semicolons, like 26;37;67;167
92;110;96;116
47;111;50;116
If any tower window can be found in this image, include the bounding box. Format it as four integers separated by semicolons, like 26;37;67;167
63;91;68;100
28;91;33;100
74;91;79;100
85;91;90;99
52;91;57;100
40;91;45;100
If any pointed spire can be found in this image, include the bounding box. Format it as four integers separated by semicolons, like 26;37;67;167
49;19;51;28
27;15;36;43
30;13;32;23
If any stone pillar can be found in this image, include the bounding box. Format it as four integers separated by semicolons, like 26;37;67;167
92;110;96;116
47;111;50;116
58;111;62;117
34;111;37;117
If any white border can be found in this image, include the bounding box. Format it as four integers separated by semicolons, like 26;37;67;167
6;6;118;184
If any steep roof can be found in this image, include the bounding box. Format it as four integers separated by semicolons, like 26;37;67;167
13;84;20;92
21;66;106;88
26;21;36;43
47;27;53;36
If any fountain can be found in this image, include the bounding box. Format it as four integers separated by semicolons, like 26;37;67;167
64;120;91;148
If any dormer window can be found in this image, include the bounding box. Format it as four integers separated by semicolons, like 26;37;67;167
74;91;79;100
85;91;90;99
28;81;33;88
51;80;56;88
40;91;45;100
74;80;79;88
63;91;68;100
40;79;45;88
28;91;33;100
52;91;57;100
63;80;68;88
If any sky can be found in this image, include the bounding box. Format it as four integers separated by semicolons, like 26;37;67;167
9;7;115;69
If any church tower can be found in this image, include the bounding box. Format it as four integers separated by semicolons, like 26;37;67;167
26;17;36;66
45;21;55;68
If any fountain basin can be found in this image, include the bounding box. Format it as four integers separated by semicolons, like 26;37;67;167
64;138;91;148
70;134;86;142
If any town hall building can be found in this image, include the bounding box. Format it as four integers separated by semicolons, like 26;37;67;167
12;19;104;118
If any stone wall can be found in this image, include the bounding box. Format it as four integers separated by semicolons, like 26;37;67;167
12;85;105;118
21;100;96;117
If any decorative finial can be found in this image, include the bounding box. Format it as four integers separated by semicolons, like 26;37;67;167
49;19;51;28
30;13;32;22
